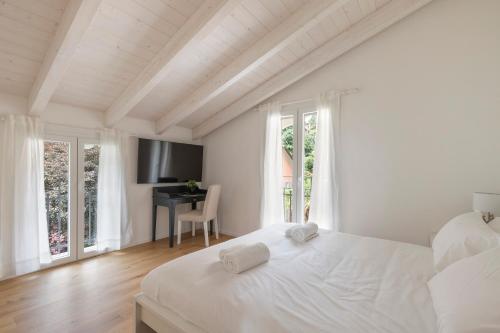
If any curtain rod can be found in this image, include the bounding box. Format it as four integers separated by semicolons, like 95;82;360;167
280;88;359;107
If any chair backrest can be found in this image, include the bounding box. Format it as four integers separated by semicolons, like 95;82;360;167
203;184;221;220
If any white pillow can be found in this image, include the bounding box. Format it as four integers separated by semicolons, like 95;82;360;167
432;212;498;272
428;246;500;333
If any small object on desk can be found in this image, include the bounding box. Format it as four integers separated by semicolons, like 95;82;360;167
186;179;199;193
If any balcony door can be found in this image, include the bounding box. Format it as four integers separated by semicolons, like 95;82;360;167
281;103;317;224
44;136;77;263
77;140;100;258
43;135;100;265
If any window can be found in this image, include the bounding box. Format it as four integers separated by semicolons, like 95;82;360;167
44;140;71;258
281;105;317;224
43;135;100;264
82;143;100;251
281;115;294;222
302;112;317;223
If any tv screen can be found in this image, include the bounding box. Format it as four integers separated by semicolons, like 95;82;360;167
137;138;203;184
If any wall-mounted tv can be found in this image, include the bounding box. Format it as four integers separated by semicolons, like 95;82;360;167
137;138;203;184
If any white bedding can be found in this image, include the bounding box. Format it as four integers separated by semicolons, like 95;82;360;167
141;224;437;333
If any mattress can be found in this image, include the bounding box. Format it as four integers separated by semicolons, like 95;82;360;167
141;224;438;333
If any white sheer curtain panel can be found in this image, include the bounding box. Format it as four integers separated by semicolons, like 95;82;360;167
260;102;285;227
0;115;51;279
96;128;132;252
309;92;340;230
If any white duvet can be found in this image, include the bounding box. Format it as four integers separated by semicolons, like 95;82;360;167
141;224;437;333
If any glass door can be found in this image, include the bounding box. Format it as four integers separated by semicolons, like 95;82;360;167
77;140;100;258
302;112;317;223
43;136;78;264
281;114;296;223
44;135;101;264
281;105;317;224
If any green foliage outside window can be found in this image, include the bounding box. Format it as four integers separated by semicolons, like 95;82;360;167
83;145;99;248
44;142;100;255
281;113;317;222
44;142;70;255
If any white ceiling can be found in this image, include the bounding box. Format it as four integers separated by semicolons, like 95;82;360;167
0;0;432;136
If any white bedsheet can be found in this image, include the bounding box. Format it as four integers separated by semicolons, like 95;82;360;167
141;224;437;333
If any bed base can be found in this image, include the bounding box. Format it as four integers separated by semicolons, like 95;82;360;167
134;293;205;333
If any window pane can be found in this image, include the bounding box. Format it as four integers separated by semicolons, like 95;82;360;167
44;141;70;257
84;144;100;250
281;115;294;222
303;112;317;223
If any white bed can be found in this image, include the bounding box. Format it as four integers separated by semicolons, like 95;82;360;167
136;224;437;333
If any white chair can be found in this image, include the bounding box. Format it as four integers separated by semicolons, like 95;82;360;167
177;184;221;247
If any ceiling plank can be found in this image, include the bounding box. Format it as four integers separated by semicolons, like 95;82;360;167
156;0;352;134
193;0;434;139
104;0;240;127
28;0;102;115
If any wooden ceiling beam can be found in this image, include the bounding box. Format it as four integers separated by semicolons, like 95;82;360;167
156;0;352;134
29;0;102;115
104;0;240;127
192;0;434;139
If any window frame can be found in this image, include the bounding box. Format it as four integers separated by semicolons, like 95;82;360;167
281;101;317;224
43;126;102;266
77;138;100;260
43;134;78;267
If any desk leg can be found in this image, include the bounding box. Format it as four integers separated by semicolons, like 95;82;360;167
152;204;157;242
168;204;175;248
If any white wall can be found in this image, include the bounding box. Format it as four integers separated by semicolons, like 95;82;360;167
203;0;500;245
0;92;197;246
203;109;263;236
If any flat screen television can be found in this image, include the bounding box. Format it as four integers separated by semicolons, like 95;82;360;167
137;138;203;184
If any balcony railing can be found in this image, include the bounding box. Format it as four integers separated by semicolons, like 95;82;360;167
283;188;293;222
84;191;97;248
45;191;97;255
46;192;67;255
283;176;312;223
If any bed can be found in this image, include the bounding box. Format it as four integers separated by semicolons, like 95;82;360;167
135;224;438;333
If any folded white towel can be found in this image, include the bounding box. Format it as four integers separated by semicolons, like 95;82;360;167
303;232;319;242
285;225;297;238
218;244;246;261
286;223;319;242
222;242;270;274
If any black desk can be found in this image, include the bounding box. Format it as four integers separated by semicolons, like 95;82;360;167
152;186;210;248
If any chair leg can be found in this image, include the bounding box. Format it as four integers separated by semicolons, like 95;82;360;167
177;219;182;245
203;221;209;247
192;222;196;237
214;217;219;240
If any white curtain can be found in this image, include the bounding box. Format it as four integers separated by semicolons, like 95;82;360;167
0;115;51;278
260;102;284;227
309;92;340;230
96;128;132;252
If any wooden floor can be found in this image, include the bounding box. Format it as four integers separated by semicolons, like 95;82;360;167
0;232;232;333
